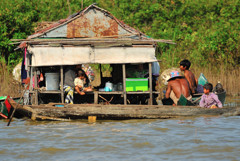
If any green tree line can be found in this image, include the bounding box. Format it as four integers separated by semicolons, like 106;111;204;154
0;0;239;69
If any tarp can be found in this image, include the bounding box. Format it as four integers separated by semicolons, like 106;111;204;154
28;46;157;66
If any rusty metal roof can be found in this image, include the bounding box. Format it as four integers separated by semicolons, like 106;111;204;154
13;4;174;49
28;4;147;40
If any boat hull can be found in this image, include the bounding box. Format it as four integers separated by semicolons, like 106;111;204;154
8;98;240;120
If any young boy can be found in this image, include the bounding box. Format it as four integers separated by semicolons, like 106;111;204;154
74;70;87;95
199;83;223;108
179;59;198;94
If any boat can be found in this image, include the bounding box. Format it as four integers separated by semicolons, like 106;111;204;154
0;96;10;119
189;90;226;106
7;97;240;121
0;96;20;119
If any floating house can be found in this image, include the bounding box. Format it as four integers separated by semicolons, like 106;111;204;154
17;4;174;106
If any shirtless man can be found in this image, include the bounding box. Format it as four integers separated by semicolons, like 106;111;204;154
179;59;198;94
165;71;192;105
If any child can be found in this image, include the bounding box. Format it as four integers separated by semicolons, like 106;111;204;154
179;59;198;94
74;69;92;95
199;83;223;108
74;70;87;95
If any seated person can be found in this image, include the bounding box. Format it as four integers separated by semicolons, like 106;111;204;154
199;83;222;108
64;66;76;104
179;59;198;94
165;71;192;105
74;69;92;95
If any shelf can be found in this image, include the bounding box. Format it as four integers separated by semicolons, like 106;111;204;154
31;90;160;94
38;90;62;94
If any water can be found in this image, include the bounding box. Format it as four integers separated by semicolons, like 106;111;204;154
0;97;240;161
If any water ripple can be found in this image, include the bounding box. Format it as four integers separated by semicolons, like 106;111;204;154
1;115;240;161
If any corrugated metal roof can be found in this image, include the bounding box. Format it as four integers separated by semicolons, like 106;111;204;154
14;4;174;49
28;4;147;40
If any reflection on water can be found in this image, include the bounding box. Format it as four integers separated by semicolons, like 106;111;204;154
0;96;240;161
224;96;240;107
1;116;240;161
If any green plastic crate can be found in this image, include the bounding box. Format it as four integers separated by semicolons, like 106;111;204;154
126;78;148;92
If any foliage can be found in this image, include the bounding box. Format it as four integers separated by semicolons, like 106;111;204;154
0;0;239;69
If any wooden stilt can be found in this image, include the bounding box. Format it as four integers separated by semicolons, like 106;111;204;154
99;64;103;86
60;66;64;103
30;66;33;104
31;113;37;121
149;63;153;105
94;91;98;104
122;64;127;105
34;69;38;105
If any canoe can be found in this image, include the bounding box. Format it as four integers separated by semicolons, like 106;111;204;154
163;90;227;106
192;90;226;105
0;96;18;119
8;97;240;121
0;96;9;119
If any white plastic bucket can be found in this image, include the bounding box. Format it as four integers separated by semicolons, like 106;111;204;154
45;73;59;90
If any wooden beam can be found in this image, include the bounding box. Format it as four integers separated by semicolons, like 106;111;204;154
34;69;38;105
99;64;103;86
149;63;153;105
94;91;98;104
122;64;127;105
35;115;70;121
30;66;33;104
11;37;175;44
60;66;64;103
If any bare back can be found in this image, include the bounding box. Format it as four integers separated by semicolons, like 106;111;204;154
184;70;197;94
166;78;191;99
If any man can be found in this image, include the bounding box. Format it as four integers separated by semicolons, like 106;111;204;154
165;71;192;105
179;59;198;94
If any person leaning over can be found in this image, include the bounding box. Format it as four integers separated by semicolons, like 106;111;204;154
179;59;198;94
165;71;192;106
199;83;222;108
74;69;87;95
74;69;93;96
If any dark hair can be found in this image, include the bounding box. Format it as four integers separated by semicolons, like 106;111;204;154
203;83;213;92
180;59;191;70
77;69;85;77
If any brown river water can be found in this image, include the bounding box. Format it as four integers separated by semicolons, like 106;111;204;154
0;96;240;161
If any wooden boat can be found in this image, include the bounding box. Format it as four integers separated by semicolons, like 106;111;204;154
0;96;20;119
191;90;226;106
0;96;9;119
8;98;240;121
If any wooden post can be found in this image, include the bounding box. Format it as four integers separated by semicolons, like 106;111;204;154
94;91;98;104
60;66;64;103
34;68;38;105
149;63;153;105
30;66;33;104
122;64;127;105
99;64;102;86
